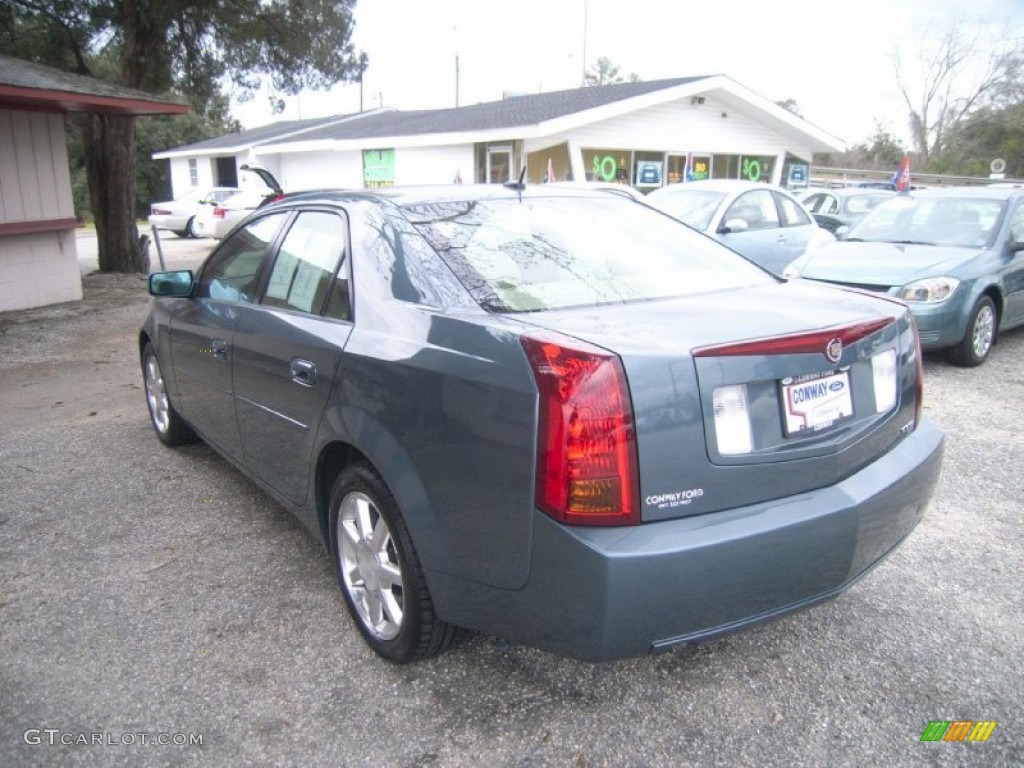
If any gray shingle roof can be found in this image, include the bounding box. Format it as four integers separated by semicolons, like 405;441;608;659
176;113;362;152
162;76;714;153
287;76;713;142
0;53;186;114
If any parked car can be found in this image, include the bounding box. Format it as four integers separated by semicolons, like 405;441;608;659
195;164;287;239
141;185;943;663
798;188;896;234
646;179;835;274
194;190;270;239
785;186;1024;366
148;187;239;238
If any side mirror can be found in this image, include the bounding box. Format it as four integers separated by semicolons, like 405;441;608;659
149;270;195;297
835;225;851;240
720;218;749;234
1009;240;1024;253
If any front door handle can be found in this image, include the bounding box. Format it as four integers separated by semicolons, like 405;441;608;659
210;338;228;360
291;358;317;387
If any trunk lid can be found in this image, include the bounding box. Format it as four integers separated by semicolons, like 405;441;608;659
515;280;920;522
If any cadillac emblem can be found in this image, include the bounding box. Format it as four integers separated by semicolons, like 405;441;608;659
825;338;843;363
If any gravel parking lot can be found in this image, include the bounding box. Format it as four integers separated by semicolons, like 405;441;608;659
1;236;1021;766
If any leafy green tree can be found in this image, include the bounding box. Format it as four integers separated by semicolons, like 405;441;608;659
930;103;1024;177
0;1;364;273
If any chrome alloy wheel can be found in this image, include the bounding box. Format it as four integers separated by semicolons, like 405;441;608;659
144;352;171;434
972;302;995;360
338;491;404;640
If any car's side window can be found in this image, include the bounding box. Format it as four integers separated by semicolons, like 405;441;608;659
1008;203;1024;244
262;211;349;317
775;192;813;227
197;214;287;302
726;190;779;230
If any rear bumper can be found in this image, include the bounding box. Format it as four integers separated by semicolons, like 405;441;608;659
431;417;944;661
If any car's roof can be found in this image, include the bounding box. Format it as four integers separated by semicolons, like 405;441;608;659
901;186;1019;201
269;184;642;208
804;187;894;198
648;179;786;196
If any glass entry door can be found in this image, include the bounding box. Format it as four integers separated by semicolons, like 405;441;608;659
487;146;513;183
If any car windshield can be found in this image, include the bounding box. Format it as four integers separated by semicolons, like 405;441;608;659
404;195;772;312
848;195;1005;247
646;189;725;230
844;193;892;214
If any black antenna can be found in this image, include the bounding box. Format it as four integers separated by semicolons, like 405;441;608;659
504;166;527;191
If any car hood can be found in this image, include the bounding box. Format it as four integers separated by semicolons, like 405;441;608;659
795;242;981;284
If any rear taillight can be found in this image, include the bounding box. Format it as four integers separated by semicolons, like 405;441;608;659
521;334;640;526
151;207;171;216
213;206;226;218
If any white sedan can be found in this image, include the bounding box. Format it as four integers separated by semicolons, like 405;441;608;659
194;190;272;239
646;180;835;275
148;187;238;238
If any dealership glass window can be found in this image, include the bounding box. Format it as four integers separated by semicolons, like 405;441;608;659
739;156;775;183
666;155;711;184
583;148;632;184
188;158;199;187
633;151;665;187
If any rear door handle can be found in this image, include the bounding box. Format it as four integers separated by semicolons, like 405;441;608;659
210;338;228;360
291;358;317;387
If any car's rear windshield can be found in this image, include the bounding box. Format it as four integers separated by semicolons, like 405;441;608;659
403;196;771;312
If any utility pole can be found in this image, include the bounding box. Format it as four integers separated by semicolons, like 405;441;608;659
581;0;588;86
357;53;368;112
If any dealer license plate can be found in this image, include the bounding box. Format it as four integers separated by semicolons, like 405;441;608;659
781;370;853;436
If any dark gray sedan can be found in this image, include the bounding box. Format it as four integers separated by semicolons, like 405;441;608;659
140;186;944;663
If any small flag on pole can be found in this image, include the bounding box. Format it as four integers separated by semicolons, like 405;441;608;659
544;157;556;183
684;153;695;182
892;152;910;192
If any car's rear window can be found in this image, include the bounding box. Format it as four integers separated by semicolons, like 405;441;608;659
403;196;772;312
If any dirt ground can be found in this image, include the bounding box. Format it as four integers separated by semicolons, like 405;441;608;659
0;272;153;434
1;228;210;436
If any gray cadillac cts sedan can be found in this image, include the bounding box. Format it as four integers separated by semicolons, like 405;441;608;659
140;185;944;663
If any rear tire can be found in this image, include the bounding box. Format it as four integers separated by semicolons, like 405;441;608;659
142;343;197;446
948;296;996;367
184;217;197;238
328;462;457;663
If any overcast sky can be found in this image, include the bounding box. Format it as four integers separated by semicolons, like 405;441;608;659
230;0;1024;148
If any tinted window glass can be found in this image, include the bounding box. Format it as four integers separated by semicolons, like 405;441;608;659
1010;202;1024;242
725;190;779;230
263;211;347;315
776;192;812;227
198;214;286;302
405;196;772;312
851;196;1005;247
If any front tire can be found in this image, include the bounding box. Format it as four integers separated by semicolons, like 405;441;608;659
948;296;996;367
329;463;457;663
142;343;197;446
